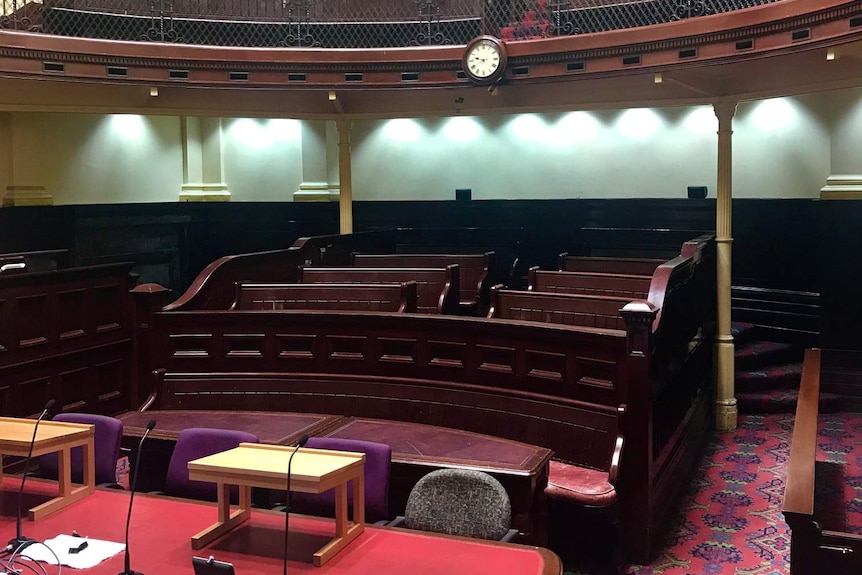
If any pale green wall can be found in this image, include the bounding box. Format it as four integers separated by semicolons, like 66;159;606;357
0;89;852;204
11;113;183;204
221;118;304;201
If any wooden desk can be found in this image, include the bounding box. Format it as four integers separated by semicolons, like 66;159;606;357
187;443;365;566
0;417;95;520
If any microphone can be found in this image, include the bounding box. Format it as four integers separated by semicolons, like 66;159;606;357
119;419;156;575
8;399;55;552
283;434;309;575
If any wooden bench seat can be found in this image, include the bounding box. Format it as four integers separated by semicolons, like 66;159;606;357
488;285;633;331
233;281;418;313
351;252;494;315
528;267;651;300
299;265;459;315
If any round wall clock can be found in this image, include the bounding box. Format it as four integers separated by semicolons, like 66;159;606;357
463;35;508;85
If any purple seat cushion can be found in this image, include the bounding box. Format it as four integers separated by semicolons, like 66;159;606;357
165;428;259;503
39;413;123;485
291;437;391;523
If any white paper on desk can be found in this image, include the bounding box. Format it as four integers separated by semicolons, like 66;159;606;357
22;534;125;569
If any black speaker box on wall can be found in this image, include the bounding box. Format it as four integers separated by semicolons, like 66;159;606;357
687;186;708;199
455;188;472;201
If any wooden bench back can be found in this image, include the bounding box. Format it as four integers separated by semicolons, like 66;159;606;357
558;253;665;276
299;266;460;315
528;267;651;300
152;369;624;471
352;253;493;311
488;286;631;331
233;282;418;313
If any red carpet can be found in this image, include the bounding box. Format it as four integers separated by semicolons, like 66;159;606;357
566;412;862;574
0;480;554;575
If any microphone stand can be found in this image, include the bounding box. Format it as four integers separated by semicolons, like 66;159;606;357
7;399;55;553
119;419;156;575
283;435;308;575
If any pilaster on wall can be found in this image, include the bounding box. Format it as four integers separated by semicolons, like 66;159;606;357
180;117;231;202
294;120;340;202
0;113;52;207
820;175;862;199
337;121;353;234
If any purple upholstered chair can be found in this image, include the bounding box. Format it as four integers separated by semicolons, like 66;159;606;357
39;413;124;486
290;437;391;523
164;428;259;503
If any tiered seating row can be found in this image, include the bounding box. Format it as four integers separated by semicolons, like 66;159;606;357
351;252;494;315
233;281;418;313
299;266;459;315
528;267;651;300
128;234;714;564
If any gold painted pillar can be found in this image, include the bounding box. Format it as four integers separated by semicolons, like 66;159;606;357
337;120;353;234
714;100;738;431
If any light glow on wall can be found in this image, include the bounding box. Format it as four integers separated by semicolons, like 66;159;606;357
508;114;547;142
552;111;600;144
616;108;663;138
382;118;423;142
228;118;301;148
683;106;718;134
749;98;796;132
109;114;146;139
442;116;482;141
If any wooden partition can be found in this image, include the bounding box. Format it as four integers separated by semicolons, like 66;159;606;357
0;262;136;417
783;349;862;575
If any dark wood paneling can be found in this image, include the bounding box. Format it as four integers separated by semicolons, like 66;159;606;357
0;263;136;417
819;200;862;351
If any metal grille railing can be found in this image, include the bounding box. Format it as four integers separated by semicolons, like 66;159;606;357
1;0;782;48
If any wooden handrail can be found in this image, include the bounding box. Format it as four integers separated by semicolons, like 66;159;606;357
783;348;821;516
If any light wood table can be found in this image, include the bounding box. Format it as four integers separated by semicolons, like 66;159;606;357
0;416;95;520
187;442;365;567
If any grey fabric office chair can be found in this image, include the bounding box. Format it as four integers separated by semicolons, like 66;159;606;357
391;468;518;542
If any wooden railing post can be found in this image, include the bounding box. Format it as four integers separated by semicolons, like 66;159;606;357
130;283;171;410
619;300;658;564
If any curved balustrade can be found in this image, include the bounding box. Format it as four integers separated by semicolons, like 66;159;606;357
4;0;781;48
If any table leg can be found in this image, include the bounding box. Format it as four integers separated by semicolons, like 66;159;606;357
28;438;96;520
191;483;252;550
313;470;365;567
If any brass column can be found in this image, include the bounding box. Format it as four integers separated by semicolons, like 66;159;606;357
337;120;353;234
713;100;738;431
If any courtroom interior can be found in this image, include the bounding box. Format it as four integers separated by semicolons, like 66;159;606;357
1;0;862;574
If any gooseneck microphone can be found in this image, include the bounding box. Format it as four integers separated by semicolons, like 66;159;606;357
119;419;156;575
283;434;309;575
8;398;56;552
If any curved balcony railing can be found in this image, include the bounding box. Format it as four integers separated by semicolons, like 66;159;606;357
1;0;782;48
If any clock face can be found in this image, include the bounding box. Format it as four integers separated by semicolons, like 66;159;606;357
463;36;507;84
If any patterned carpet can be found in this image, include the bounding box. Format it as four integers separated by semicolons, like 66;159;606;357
565;412;862;575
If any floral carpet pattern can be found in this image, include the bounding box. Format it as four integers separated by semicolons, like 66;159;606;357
566;412;862;575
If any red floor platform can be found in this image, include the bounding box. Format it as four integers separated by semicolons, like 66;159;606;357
0;477;561;575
